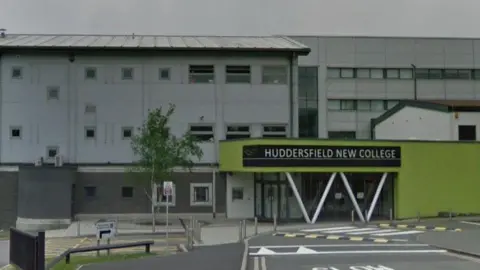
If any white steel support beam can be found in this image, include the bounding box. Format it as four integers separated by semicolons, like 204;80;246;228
285;172;311;223
339;172;366;223
311;172;337;224
366;172;388;222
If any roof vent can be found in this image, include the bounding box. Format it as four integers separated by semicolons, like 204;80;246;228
0;28;6;38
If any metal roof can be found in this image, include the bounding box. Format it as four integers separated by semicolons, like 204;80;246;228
0;34;310;54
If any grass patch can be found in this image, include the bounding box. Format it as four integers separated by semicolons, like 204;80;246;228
48;252;156;270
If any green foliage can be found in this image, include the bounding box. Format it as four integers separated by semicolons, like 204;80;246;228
128;104;203;184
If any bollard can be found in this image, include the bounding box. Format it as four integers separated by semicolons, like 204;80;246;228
242;220;247;240
76;219;80;237
238;221;243;242
107;238;111;256
389;208;393;221
96;239;100;257
254;217;258;235
196;220;202;242
273;213;277;232
188;227;194;249
364;210;368;223
351;210;355;223
449;209;453;220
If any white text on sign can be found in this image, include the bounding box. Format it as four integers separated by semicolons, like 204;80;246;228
313;265;395;270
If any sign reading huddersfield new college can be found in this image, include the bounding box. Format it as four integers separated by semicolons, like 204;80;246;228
242;145;401;167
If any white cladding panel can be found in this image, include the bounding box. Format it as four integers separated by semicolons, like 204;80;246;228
374;107;452;140
0;53;291;163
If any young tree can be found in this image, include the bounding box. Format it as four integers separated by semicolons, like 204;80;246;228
128;104;203;230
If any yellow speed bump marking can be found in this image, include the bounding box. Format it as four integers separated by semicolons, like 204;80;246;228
305;234;323;238
349;237;364;241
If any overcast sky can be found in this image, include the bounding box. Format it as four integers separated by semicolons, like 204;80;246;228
0;0;477;37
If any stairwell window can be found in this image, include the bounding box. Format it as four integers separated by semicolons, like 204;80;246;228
262;125;287;138
189;125;214;142
262;66;287;84
189;65;214;83
11;67;23;80
226;65;251;83
226;125;250;140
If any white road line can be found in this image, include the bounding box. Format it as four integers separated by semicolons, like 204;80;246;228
261;256;267;270
373;230;423;236
249;244;430;248
323;228;379;234
254;257;259;270
249;249;447;256
348;229;399;235
461;221;480;226
302;226;356;232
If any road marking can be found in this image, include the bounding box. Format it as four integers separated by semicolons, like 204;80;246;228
322;228;378;234
349;229;398;235
297;246;317;254
249;249;447;256
303;226;357;232
461;221;480;226
261;256;267;270
374;230;423;236
250;243;430;248
254;257;259;270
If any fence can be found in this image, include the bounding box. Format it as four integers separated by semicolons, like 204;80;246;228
10;228;45;270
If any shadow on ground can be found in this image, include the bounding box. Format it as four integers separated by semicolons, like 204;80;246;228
82;243;244;270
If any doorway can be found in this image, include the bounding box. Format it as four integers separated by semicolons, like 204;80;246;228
254;173;293;221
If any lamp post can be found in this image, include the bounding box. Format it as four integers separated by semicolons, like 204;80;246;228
411;64;418;100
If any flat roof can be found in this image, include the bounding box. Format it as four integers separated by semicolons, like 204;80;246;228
0;34;310;54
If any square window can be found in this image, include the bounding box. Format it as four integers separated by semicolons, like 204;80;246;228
327;68;341;78
10;126;21;139
84;186;96;197
122;127;133;139
356;69;370;78
159;68;170;80
46;146;59;158
399;69;413;79
262;66;287;84
121;186;134;198
340;100;356;110
357;100;371;111
327;100;341;110
11;67;23;79
189;125;214;142
85;104;96;114
85;127;96;139
386;69;400;79
370;69;383;79
121;68;134;80
340;68;354;78
190;183;213;206
47;86;60;100
226;65;251;83
232;187;244;200
85;67;97;80
371;100;385;111
189;65;214;83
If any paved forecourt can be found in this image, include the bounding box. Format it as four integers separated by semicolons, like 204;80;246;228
248;241;480;270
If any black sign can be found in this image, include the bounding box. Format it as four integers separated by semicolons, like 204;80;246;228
242;145;401;167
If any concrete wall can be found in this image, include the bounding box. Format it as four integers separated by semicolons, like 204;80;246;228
0;52;292;164
292;36;480;139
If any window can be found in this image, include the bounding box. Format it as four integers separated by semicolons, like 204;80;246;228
85;127;96;139
262;66;287;84
47;86;59;100
10;126;21;139
225;65;250;83
357;100;385;111
189;65;214;83
85;67;97;80
226;125;250;140
340;68;354;78
155;183;176;206
328;131;356;139
458;125;476;141
327;100;356;111
400;69;413;79
190;183;213;206
84;186;96;197
122;127;133;139
415;69;442;79
232;187;244;200
444;69;471;79
262;125;287;138
46;146;59;158
121;186;134;198
85;104;96;114
386;69;400;79
473;70;480;80
159;68;170;80
327;68;341;78
11;67;23;79
386;100;399;109
356;68;383;79
189;125;214;142
121;67;134;80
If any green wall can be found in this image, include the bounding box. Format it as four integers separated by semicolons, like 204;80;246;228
219;139;480;219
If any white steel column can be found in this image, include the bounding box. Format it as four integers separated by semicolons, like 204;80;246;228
285;172;311;223
366;172;388;222
311;173;337;224
339;172;365;223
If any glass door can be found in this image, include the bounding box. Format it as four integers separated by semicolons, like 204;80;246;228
263;183;278;219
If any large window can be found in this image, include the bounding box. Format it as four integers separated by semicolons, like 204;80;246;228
189;65;214;83
226;65;250;83
189;125;214;142
262;66;287;84
356;68;383;79
299;67;318;138
443;69;471;79
327;100;356;111
226;125;250;140
327;68;354;78
415;69;442;79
